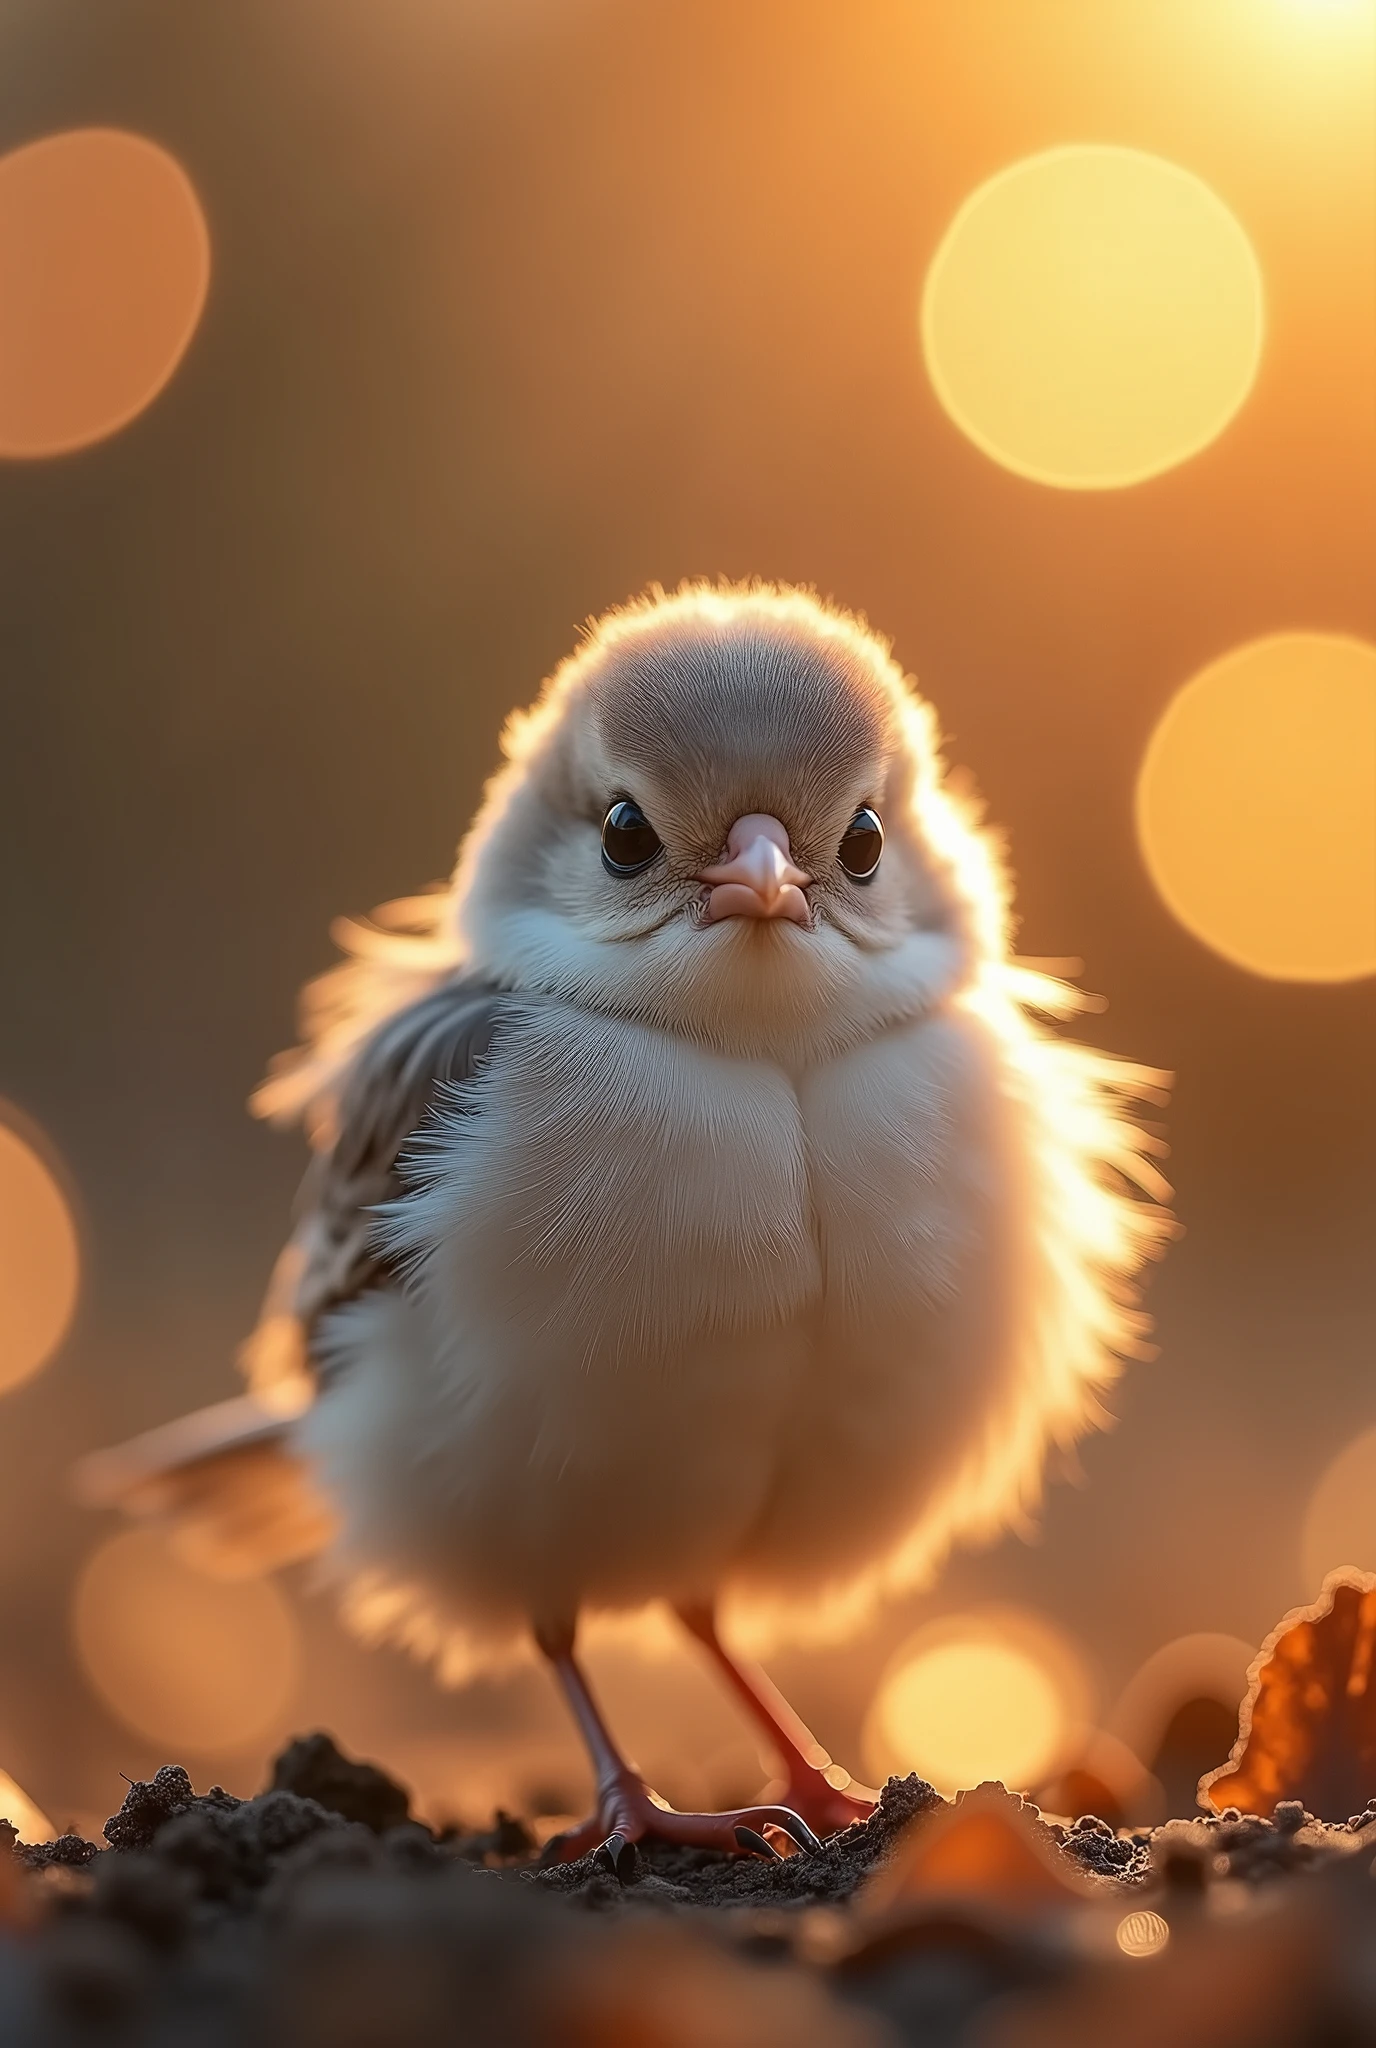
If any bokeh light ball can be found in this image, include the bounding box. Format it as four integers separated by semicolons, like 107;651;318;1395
1116;1910;1170;1958
1302;1426;1376;1592
921;145;1264;488
0;128;209;458
863;1612;1087;1794
1136;633;1376;981
73;1529;301;1754
1109;1631;1255;1766
0;1114;79;1393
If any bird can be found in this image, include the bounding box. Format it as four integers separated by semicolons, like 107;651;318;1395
78;581;1172;1873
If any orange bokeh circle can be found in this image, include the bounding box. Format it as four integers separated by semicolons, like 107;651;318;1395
0;1110;80;1393
73;1528;301;1755
0;128;209;457
1136;634;1376;982
1301;1426;1376;1592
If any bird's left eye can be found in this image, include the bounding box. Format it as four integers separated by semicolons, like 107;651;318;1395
838;806;884;882
601;799;662;876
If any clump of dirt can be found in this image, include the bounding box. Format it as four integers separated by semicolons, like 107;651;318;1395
2;1733;1373;2047
269;1733;412;1834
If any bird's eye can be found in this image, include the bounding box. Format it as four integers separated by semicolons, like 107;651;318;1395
838;806;884;882
601;799;662;877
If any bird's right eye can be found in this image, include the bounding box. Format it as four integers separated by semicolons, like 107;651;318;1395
838;805;884;882
601;800;662;876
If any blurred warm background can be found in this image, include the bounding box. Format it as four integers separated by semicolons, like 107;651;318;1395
0;0;1372;1845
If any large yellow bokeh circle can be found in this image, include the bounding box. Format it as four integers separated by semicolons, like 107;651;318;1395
862;1613;1086;1794
872;1640;1063;1791
921;145;1264;488
1136;634;1376;981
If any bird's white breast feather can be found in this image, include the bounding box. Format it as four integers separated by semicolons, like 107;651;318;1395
303;997;1051;1671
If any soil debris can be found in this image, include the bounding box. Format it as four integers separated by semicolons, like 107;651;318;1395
270;1732;412;1833
0;1738;1372;2045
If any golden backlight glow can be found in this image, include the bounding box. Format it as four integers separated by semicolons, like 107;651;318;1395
863;1614;1086;1794
1136;634;1376;981
1301;1426;1376;1593
73;1529;300;1754
0;129;209;458
921;146;1263;488
0;1114;79;1394
0;1769;55;1847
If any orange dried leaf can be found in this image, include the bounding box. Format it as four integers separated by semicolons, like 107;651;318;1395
862;1788;1093;1915
1200;1569;1376;1819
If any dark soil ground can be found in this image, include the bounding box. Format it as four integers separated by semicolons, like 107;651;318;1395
3;1734;1374;2046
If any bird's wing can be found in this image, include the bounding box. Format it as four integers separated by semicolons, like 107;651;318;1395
318;977;509;1317
71;1395;338;1578
243;973;509;1401
77;975;511;1574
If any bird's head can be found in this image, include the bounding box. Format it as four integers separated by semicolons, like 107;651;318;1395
455;585;1006;1059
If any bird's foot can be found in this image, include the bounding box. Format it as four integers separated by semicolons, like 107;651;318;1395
538;1772;821;1879
768;1768;876;1838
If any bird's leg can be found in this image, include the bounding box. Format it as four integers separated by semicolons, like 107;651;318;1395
534;1619;820;1877
676;1603;876;1836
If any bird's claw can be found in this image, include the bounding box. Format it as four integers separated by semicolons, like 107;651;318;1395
772;1777;876;1839
733;1825;781;1860
594;1829;638;1881
542;1779;823;1879
770;1809;823;1853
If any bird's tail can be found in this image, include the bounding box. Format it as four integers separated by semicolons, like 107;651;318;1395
72;1394;338;1580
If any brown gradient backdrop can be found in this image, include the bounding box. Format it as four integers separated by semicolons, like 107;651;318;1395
0;0;1372;1826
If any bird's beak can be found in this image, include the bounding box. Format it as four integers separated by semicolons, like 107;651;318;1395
698;815;811;926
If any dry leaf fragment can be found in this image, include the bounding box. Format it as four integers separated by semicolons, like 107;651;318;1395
1200;1569;1376;1819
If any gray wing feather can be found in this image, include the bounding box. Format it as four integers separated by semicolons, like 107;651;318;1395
292;976;508;1345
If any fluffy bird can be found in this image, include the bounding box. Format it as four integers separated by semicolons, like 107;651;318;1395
81;584;1170;1869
